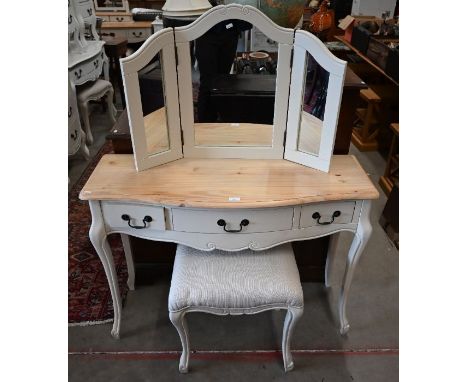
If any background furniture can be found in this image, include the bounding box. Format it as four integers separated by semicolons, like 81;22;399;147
379;122;399;195
100;20;154;43
94;0;130;12
379;182;398;248
352;87;381;151
69;0;111;159
68;78;89;159
335;35;398;86
102;36;128;107
169;244;303;373
77;79;117;144
80;154;379;338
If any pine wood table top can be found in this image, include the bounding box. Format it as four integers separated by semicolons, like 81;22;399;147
79;155;379;208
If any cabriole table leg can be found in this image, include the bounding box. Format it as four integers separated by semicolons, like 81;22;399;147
88;200;122;339
339;200;372;335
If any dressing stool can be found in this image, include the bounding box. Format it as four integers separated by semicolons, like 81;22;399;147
168;243;304;373
77;79;116;145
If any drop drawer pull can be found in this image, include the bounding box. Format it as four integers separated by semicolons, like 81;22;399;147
312;211;341;225
217;219;249;233
121;214;152;229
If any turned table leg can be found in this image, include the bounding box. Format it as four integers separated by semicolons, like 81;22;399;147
88;200;122;339
339;200;372;335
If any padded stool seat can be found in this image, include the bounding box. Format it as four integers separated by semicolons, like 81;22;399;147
168;243;304;373
76;79;116;145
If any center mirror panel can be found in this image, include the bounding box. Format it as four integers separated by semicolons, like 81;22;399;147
191;20;275;148
174;4;294;159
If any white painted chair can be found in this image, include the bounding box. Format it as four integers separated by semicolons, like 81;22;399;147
168;243;304;373
77;79;117;145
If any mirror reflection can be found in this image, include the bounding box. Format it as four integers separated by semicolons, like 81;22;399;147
192;20;277;147
138;53;170;156
297;52;330;156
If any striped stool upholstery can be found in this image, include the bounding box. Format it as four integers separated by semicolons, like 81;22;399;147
168;243;303;373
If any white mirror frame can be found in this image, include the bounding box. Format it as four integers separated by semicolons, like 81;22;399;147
284;30;347;172
93;0;129;12
120;28;183;171
174;4;294;159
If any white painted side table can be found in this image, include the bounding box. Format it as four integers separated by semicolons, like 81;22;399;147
80;154;379;339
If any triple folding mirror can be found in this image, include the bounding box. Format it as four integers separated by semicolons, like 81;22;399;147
121;4;346;172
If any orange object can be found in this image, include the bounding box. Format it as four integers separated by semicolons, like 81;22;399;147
309;1;333;34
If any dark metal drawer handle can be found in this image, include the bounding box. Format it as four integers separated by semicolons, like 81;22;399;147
87;8;92;16
312;211;341;225
75;69;82;79
94;59;99;68
217;219;249;233
116;17;124;21
121;214;152;229
70;129;78;140
69;15;73;24
68;106;72;118
132;31;143;37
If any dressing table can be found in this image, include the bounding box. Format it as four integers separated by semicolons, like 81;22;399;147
68;0;110;157
79;4;379;339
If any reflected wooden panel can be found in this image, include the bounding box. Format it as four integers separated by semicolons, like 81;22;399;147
144;107;169;155
298;111;322;156
194;123;273;147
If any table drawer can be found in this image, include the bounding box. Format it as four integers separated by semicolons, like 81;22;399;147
300;202;356;228
101;28;127;39
127;28;151;41
172;208;294;234
101;202;166;232
109;15;133;22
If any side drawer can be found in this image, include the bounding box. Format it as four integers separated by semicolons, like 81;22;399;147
101;202;166;232
172;208;294;234
101;28;127;39
300;202;356;228
109;15;133;22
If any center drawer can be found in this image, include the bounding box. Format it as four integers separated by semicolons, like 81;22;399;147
101;201;166;232
171;208;294;234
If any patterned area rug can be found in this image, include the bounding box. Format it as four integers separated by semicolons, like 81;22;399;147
68;142;129;325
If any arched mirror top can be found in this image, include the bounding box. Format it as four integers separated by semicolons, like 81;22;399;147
173;4;294;44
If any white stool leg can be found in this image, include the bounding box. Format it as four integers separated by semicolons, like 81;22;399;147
106;88;117;124
282;307;303;372
78;101;93;145
169;311;190;373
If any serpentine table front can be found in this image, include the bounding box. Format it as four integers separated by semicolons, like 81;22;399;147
79;154;379;339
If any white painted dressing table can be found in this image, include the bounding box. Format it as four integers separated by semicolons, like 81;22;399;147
69;0;111;157
79;154;379;338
